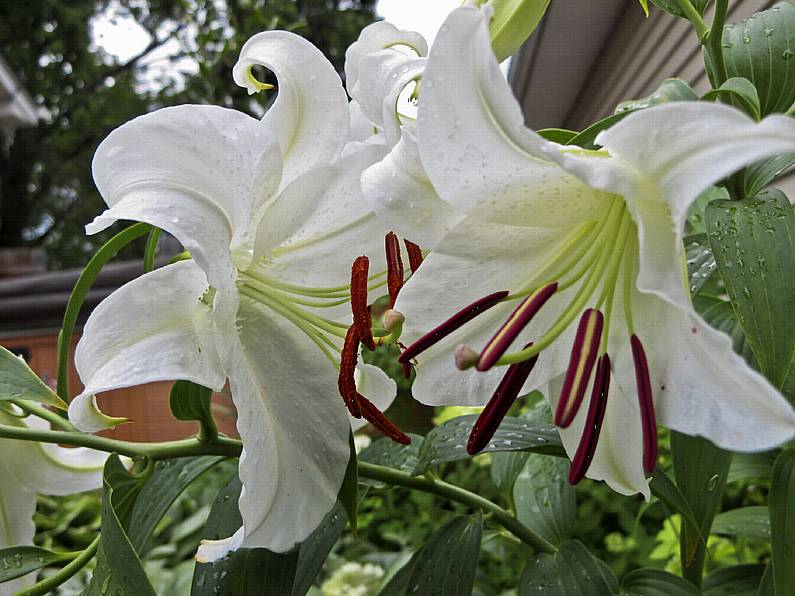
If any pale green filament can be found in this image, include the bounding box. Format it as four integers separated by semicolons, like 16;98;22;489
596;213;635;353
245;265;387;298
623;234;638;335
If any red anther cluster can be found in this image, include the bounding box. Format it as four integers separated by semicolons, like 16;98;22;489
404;239;424;273
467;346;538;455
569;353;611;484
555;309;603;428
631;335;657;473
385;232;404;308
338;326;362;419
351;256;376;351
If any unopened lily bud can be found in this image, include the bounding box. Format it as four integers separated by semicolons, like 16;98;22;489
383;309;405;332
455;345;479;370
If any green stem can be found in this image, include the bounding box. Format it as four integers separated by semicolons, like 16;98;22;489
15;535;100;596
143;227;162;273
357;461;557;553
56;223;151;401
706;0;729;86
675;0;709;41
10;400;75;431
0;423;241;459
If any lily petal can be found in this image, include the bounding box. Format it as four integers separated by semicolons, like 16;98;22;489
615;289;795;453
0;460;36;593
417;5;611;226
361;129;462;249
90;105;282;289
351;363;397;432
233;30;349;187
70;261;225;431
208;294;351;556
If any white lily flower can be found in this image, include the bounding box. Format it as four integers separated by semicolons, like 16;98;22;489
0;410;105;594
68;31;404;557
383;5;795;497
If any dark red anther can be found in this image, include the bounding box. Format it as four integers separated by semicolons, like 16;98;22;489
467;346;538;455
398;291;509;365
631;334;657;474
404;240;424;273
476;283;557;372
338;326;361;418
385;232;404;308
569;353;611;484
351;256;375;351
555;309;604;428
357;392;411;444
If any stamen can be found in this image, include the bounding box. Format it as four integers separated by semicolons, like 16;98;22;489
338;326;362;418
385;232;404;307
568;353;611;484
476;283;557;372
455;345;479;371
467;348;538;455
555;309;604;428
357;392;411;444
351;256;375;351
398;291;509;364
404;240;424;273
630;334;657;473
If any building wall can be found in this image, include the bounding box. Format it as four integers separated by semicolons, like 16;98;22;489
1;330;237;442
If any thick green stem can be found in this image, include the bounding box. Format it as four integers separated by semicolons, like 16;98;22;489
675;0;709;41
15;535;100;596
706;0;729;86
357;461;557;554
56;223;151;401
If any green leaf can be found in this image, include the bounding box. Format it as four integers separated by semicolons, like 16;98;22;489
702;77;761;120
647;468;701;532
379;514;482;596
720;2;795;117
671;432;732;587
648;0;709;17
685;186;730;236
489;0;551;62
0;546;71;584
86;454;156;596
519;540;617;595
568;112;632;150
769;448;795;595
191;475;298;596
711;506;770;541
292;502;349;596
703;564;766;595
742;153;795;199
615;78;700;113
538;128;578;144
169;381;218;441
128;456;225;555
514;454;575;546
620;568;700;595
491;451;530;494
339;433;359;532
706;190;795;399
685;234;718;296
697;298;757;368
728;450;779;483
638;0;649;17
0;345;67;409
143;227;161;273
413;415;564;475
359;433;422;478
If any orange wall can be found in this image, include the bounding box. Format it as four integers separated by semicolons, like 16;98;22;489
2;331;238;442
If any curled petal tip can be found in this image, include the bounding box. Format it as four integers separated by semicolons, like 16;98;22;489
454;344;479;371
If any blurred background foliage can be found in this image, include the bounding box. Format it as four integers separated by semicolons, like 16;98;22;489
0;0;377;269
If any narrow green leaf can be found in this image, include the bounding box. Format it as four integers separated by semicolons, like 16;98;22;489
128;456;225;555
568;112;632;150
538;128;578;144
648;468;701;532
86;454;156;596
742;153;795;199
519;540;617;595
489;0;551;62
379;515;482;596
513;454;575;546
769;448;795;595
0;546;71;584
339;433;359;532
614;78;699;114
711;506;770;541
685;234;717;296
191;475;298;596
757;562;774;596
697;298;757;368
0;346;66;409
648;0;709;17
702;77;761;120
620;568;700;595
685;187;730;236
143;227;161;273
703;564;766;595
56;222;151;400
359;433;422;488
491;451;530;494
169;381;218;441
728;450;779;484
706;190;795;399
720;2;795;117
671;432;732;587
413;415;563;475
292;502;349;596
